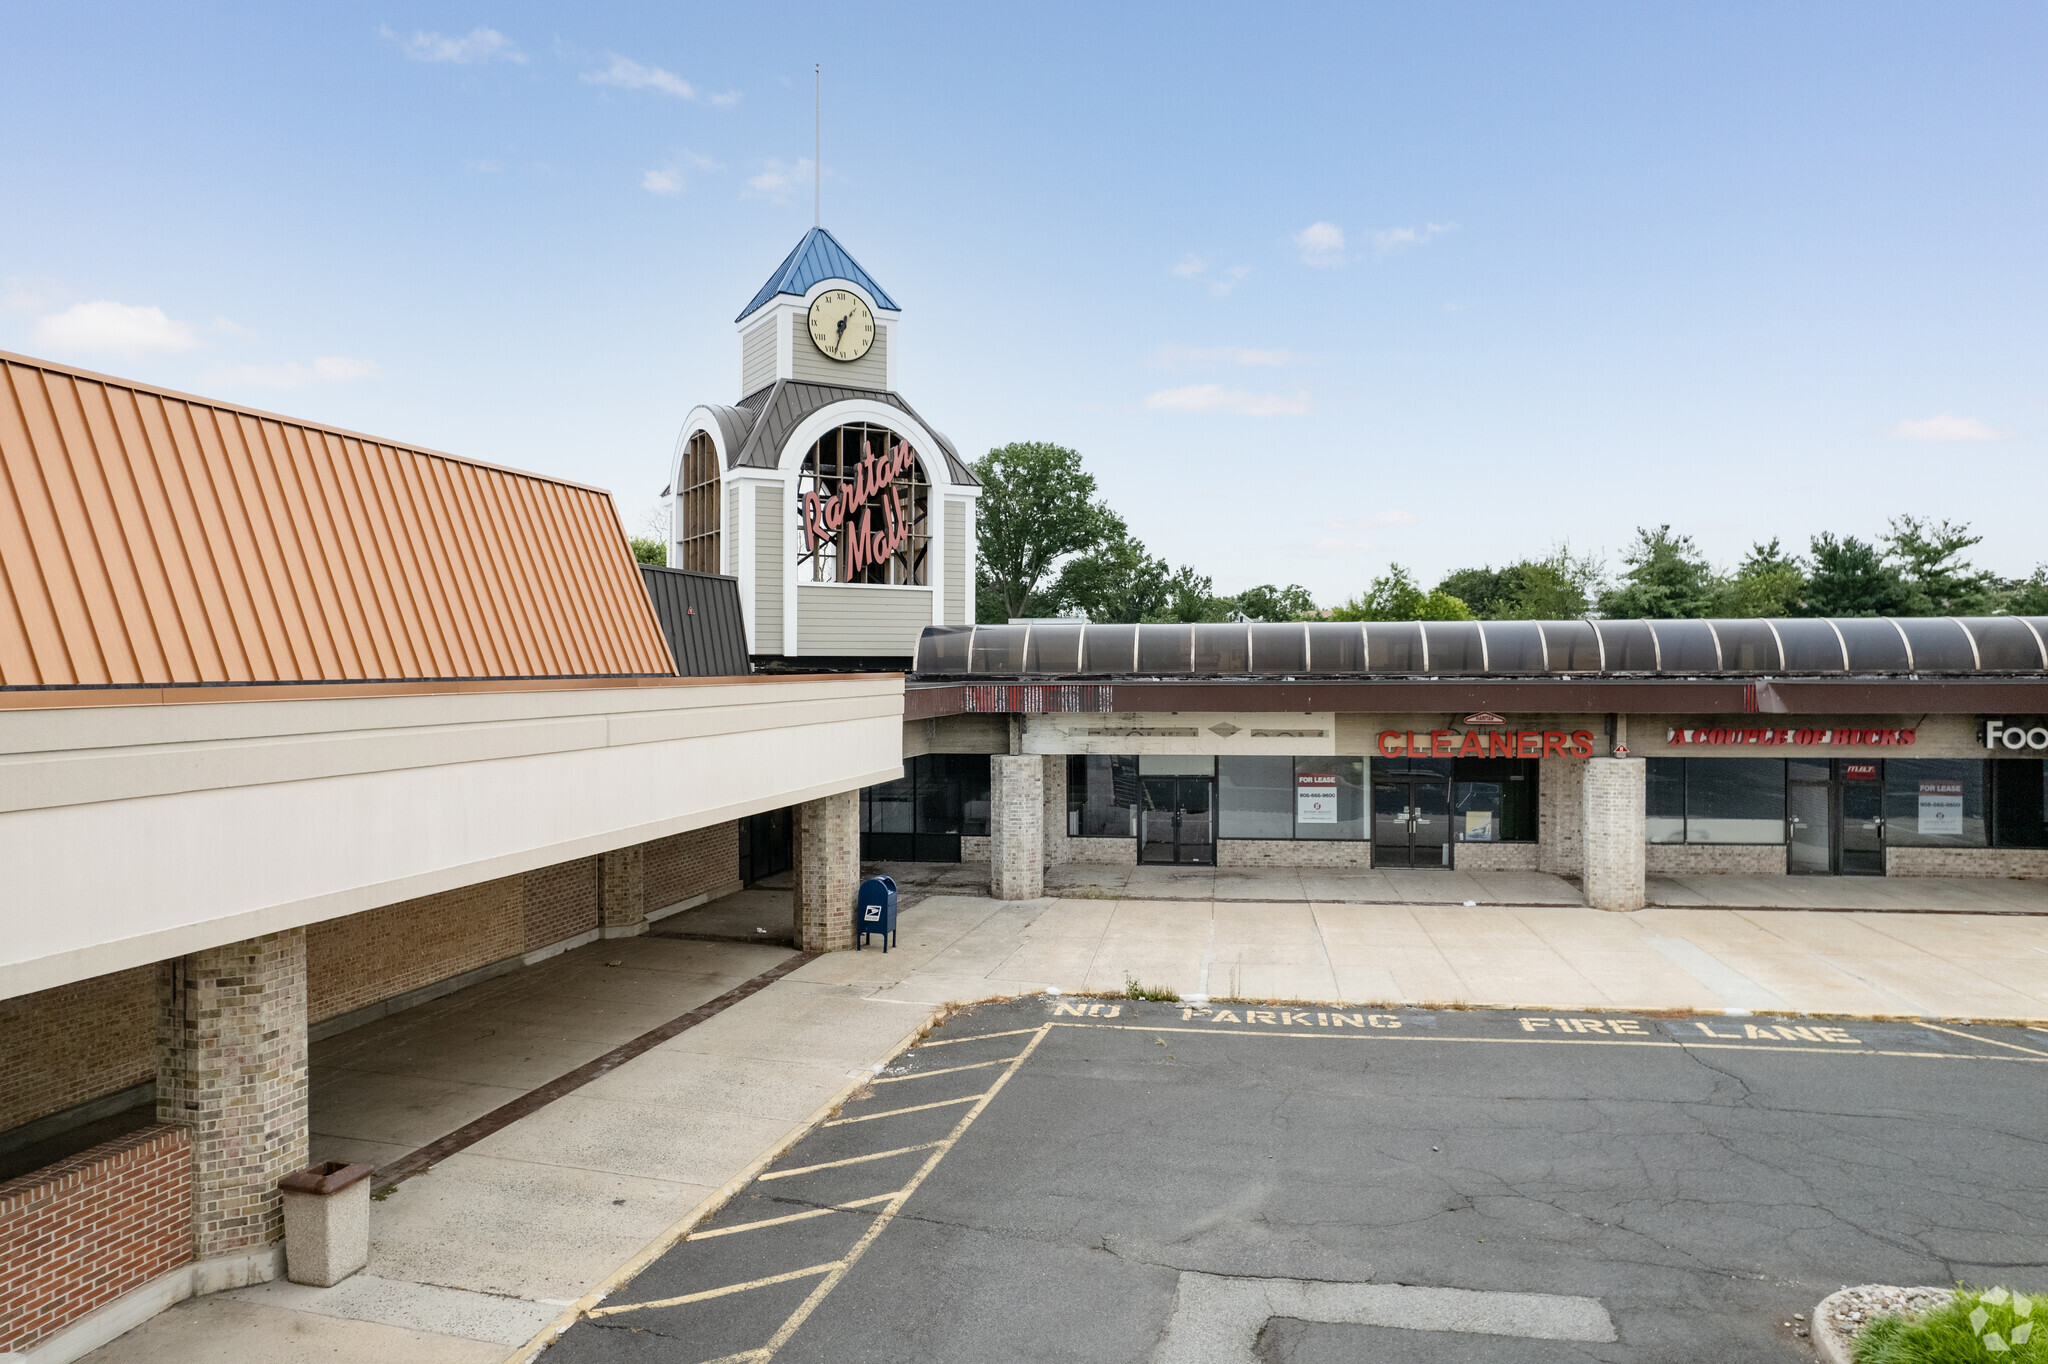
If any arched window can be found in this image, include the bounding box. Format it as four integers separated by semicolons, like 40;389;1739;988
796;422;930;584
678;431;721;573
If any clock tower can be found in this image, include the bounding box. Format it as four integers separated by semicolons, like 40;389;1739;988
666;228;979;665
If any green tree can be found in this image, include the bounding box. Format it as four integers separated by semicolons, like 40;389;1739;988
1709;538;1805;617
1228;583;1318;621
1501;544;1603;619
1146;565;1232;623
1596;526;1717;619
628;536;666;566
1053;528;1175;623
1884;515;1997;614
972;442;1119;622
1800;532;1912;616
1435;565;1522;618
1331;565;1473;621
2005;566;2048;616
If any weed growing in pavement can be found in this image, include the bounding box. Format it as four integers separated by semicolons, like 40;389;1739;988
1123;972;1180;1003
1857;1286;2040;1362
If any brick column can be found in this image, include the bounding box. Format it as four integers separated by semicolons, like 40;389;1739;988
1581;758;1646;911
157;929;308;1262
600;845;647;938
990;755;1045;900
1539;756;1586;876
1041;754;1065;869
792;790;858;952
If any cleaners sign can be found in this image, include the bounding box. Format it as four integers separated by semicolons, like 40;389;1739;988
800;439;918;577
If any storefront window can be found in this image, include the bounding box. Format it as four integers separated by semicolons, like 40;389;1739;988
1991;759;2048;848
1293;757;1366;840
1218;757;1292;838
1450;758;1538;842
1067;754;1139;837
1646;759;1786;844
859;755;988;861
1883;759;1986;847
1686;759;1786;843
1646;758;1686;844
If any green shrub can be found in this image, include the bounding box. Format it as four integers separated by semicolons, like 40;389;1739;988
1857;1287;2042;1362
1122;972;1179;1003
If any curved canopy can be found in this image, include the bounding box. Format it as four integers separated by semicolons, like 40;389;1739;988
914;618;2048;679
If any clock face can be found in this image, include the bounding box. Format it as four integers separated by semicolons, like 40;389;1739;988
807;290;875;363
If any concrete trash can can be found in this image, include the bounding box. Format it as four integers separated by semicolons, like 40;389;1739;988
279;1161;376;1286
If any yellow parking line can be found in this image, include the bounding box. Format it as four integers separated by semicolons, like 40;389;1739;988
587;1261;842;1317
873;1056;1016;1083
1914;1019;2048;1058
916;1026;1042;1048
756;1142;945;1182
750;1023;1055;1359
823;1093;986;1126
688;1192;902;1241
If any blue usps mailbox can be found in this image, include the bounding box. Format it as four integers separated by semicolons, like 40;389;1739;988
856;875;898;951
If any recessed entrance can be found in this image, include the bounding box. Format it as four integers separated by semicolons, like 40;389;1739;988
1788;759;1886;876
1137;756;1215;865
1372;777;1452;869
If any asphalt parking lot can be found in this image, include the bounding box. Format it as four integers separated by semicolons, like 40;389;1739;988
545;998;2048;1362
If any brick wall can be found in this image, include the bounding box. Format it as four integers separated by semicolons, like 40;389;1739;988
1646;843;1787;875
1581;759;1646;911
0;967;154;1133
1887;847;2048;878
989;755;1044;899
1217;839;1373;868
1540;757;1586;876
1455;842;1542;872
157;930;307;1261
0;1124;193;1354
521;859;601;951
645;822;740;910
306;878;526;1024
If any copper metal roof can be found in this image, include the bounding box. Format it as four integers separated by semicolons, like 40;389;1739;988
0;350;677;691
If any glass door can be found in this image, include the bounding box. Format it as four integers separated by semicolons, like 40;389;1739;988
1140;777;1214;865
1838;760;1885;875
1787;762;1831;874
1411;779;1451;868
1372;781;1413;866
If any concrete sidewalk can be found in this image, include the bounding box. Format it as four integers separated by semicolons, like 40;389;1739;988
83;887;2048;1362
877;858;2048;914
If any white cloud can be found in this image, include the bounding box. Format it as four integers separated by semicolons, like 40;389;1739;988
583;54;736;106
385;26;525;65
1326;511;1419;529
3;274;67;315
1294;221;1345;268
1150;344;1307;370
1210;264;1252;296
744;158;814;204
1170;252;1208;278
1891;413;2009;442
641;151;721;195
211;356;380;389
1370;221;1457;256
1144;384;1310;417
35;300;199;356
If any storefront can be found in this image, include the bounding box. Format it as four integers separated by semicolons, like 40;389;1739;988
898;619;2048;900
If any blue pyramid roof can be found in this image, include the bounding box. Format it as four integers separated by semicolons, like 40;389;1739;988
736;227;900;323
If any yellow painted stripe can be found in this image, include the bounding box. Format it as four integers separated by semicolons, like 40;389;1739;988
873;1056;1016;1083
1058;1021;2048;1062
587;1262;843;1317
688;1193;901;1241
823;1093;986;1127
916;1026;1043;1048
757;1142;944;1182
1915;1020;2048;1058
750;1024;1056;1360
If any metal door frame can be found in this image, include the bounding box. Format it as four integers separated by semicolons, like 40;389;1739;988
1372;777;1452;870
1139;775;1215;866
1786;760;1886;876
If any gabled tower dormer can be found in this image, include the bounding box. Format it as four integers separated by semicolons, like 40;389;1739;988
672;228;978;666
735;227;902;398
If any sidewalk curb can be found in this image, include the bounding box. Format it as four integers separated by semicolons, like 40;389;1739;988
500;1001;952;1363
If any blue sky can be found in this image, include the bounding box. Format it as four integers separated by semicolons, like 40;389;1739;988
4;3;2042;602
